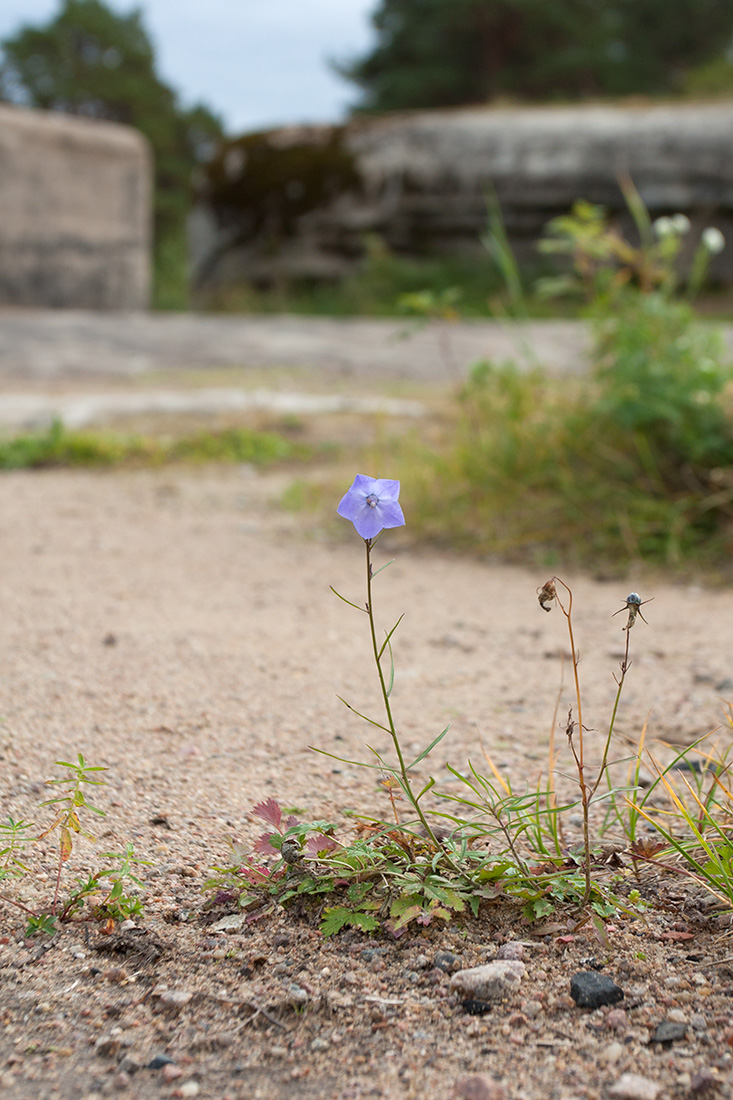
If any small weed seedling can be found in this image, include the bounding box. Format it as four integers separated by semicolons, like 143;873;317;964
0;754;148;935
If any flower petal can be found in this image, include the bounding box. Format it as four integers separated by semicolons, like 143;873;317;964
376;499;405;530
352;503;386;540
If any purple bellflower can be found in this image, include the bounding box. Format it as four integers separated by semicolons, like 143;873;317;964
337;475;405;540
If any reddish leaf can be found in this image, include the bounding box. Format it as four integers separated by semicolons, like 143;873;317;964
660;931;694;941
305;834;339;857
251;798;282;829
253;831;280;854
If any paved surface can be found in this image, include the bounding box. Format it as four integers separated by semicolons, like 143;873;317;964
0;310;590;380
0;309;731;430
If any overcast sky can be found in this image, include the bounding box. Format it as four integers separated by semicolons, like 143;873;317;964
0;0;378;134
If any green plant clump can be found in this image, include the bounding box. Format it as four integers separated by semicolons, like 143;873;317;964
398;194;733;572
0;421;308;471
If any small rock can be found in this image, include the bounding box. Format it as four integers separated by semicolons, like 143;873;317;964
450;961;525;1002
118;1056;142;1075
496;942;525;961
600;1041;625;1065
162;1064;182;1082
310;1037;329;1052
667;1008;688;1024
570;971;624;1009
609;1073;660;1100
690;1013;708;1031
159;990;193;1010
414;954;431;970
607;1008;628;1030
94;1036;121;1058
177;1083;200;1099
104;968;128;984
119;920;136;932
434;952;460;973
690;1069;718;1094
210;915;246;932
461;999;493;1016
452;1073;506;1100
147;1055;175;1070
112;1072;131;1091
521;1000;542;1019
650;1020;687;1044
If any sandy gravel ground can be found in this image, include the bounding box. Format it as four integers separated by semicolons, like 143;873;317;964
1;465;733;1099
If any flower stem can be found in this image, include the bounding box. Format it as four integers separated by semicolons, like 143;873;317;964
552;577;593;906
364;539;450;861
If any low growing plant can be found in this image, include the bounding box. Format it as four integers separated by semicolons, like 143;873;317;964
0;754;148;935
209;476;705;939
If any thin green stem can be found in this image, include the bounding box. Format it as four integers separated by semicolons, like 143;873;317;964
553;577;592;906
593;624;632;797
364;539;457;868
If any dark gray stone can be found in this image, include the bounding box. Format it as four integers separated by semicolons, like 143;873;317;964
570;971;624;1008
651;1020;688;1044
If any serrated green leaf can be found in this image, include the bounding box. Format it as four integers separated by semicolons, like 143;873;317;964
386;904;422;933
349;911;378;932
389;893;422;919
423;883;465;911
320;906;352;936
347;881;373;905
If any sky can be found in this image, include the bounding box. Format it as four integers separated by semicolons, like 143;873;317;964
0;0;378;134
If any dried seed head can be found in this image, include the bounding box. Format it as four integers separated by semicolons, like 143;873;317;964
537;579;556;612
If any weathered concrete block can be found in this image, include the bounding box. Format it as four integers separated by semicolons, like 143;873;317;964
0;104;152;309
193;102;733;287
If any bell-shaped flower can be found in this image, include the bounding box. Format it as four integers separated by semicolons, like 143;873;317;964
337;475;405;540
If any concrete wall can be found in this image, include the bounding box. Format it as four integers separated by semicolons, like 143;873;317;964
193;101;733;287
0;104;152;309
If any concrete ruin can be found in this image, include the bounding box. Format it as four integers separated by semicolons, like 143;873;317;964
0;104;152;309
192;101;733;288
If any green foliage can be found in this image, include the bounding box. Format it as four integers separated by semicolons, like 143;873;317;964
0;420;310;471
396;200;733;573
339;0;733;111
0;0;223;306
198;240;506;318
0;755;149;932
0;817;35;882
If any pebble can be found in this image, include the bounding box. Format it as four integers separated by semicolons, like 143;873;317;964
600;1041;625;1065
159;990;193;1010
434;952;460;973
414;954;431;970
112;1072;131;1091
650;1020;687;1044
452;1073;506;1100
496;942;525;961
310;1037;329;1052
608;1073;660;1100
666;1008;688;1024
521;1000;542;1019
606;1008;628;1030
450;961;525;1002
94;1036;121;1058
690;1069;718;1093
118;1055;142;1074
690;1013;708;1031
162;1064;183;1081
176;1083;200;1099
147;1055;175;1069
570;972;624;1009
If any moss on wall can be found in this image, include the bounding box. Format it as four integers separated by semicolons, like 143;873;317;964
203;125;362;244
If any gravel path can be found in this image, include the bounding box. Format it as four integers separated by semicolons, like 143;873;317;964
0;466;732;1099
1;310;732;1098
